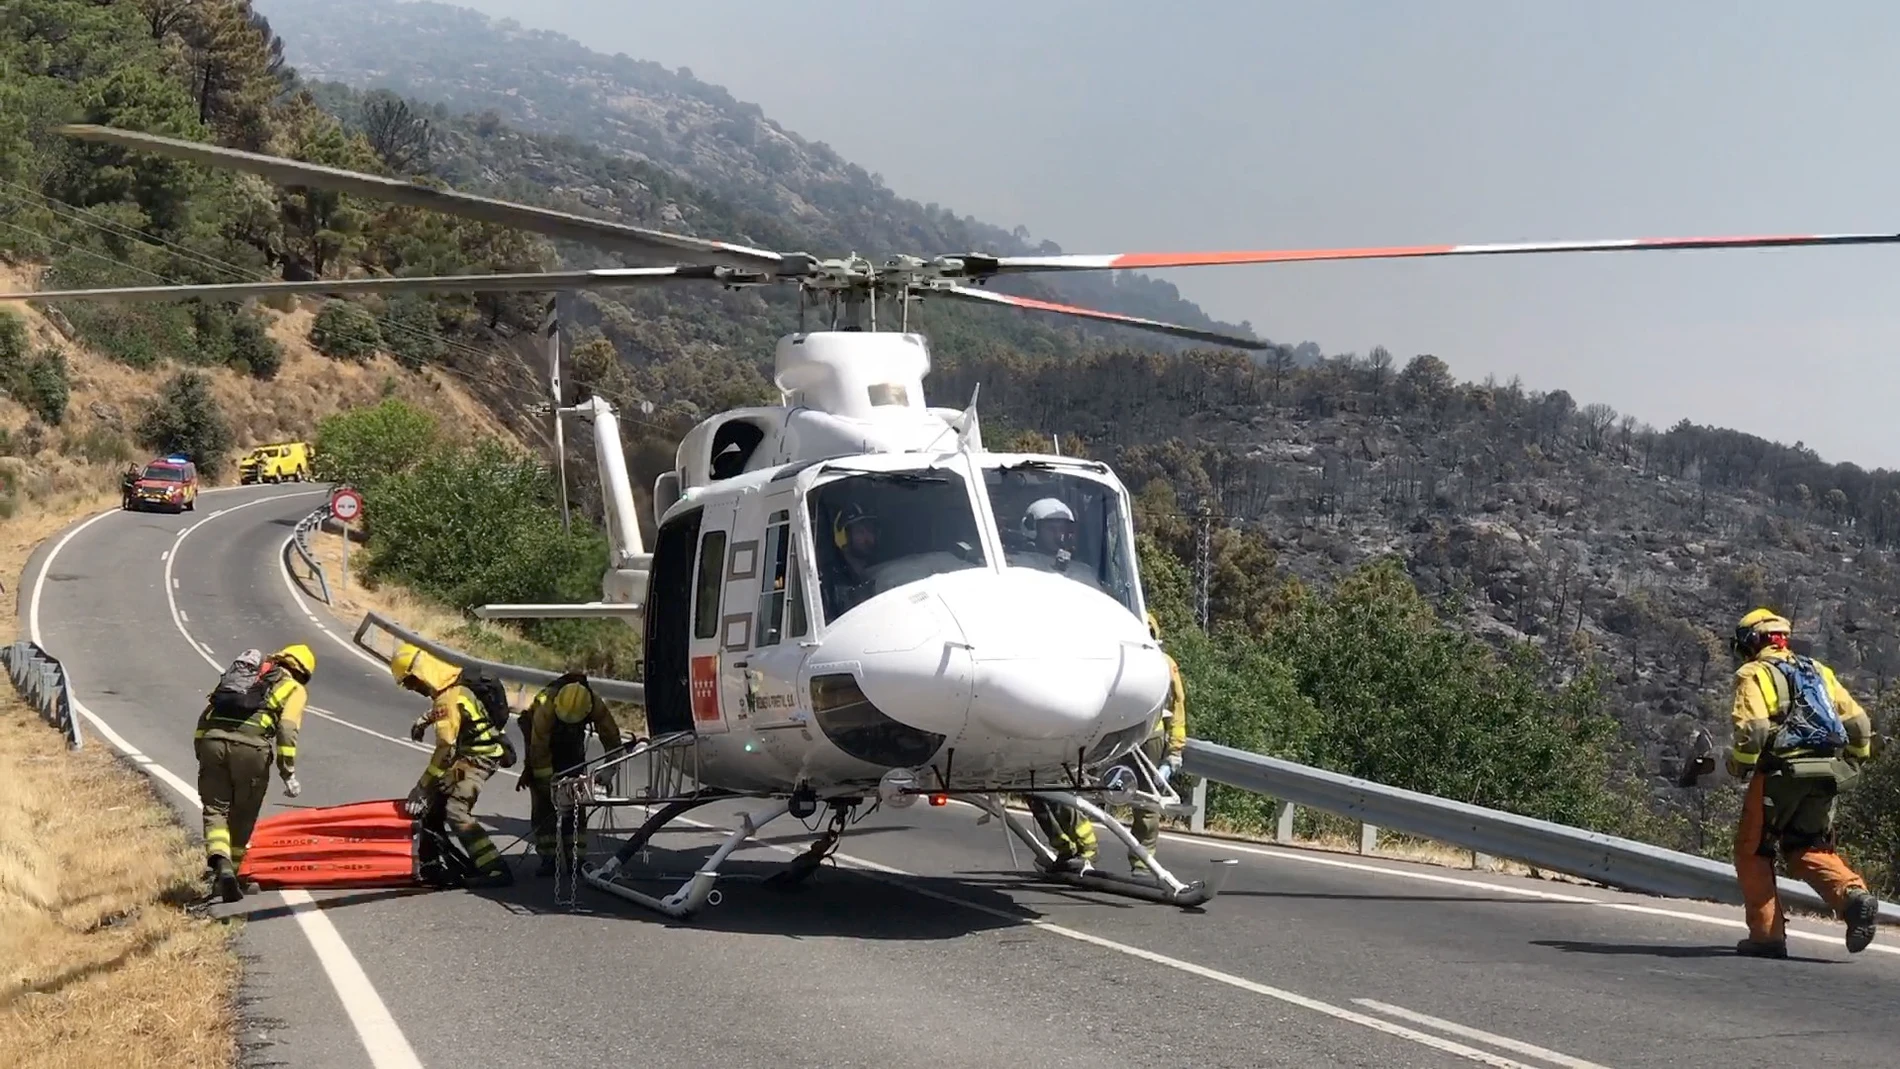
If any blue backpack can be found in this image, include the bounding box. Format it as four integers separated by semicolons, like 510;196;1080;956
1767;656;1850;753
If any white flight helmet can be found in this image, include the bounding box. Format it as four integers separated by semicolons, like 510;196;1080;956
1021;497;1075;536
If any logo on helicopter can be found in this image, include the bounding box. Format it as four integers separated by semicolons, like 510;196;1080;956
689;656;719;722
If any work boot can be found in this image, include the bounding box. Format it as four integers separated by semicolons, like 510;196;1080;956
1843;889;1880;953
1735;938;1788;959
210;856;244;904
469;864;515;889
535;855;556;878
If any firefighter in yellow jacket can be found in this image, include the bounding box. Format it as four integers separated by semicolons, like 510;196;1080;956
392;643;513;887
516;675;625;876
1128;611;1188;874
1727;608;1880;957
195;644;314;903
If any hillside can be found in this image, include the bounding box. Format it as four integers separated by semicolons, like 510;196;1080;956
254;0;1273;349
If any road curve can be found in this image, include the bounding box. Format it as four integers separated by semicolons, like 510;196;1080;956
21;486;1900;1069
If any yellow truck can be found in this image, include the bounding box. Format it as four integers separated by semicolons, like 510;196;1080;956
238;441;314;484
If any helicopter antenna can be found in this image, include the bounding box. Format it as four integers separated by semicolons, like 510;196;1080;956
541;296;570;533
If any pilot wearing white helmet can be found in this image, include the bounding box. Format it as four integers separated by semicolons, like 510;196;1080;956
1021;497;1076;568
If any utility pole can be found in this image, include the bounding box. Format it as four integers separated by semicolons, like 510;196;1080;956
1195;506;1212;631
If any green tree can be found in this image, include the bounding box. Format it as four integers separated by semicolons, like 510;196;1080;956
137;370;233;477
312;396;439;494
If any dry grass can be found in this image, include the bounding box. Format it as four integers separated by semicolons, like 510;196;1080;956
0;488;238;1067
0;263;524;494
0;703;238;1069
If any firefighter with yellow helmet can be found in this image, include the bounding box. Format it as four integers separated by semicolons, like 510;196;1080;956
391;642;513;886
1727;607;1880;957
1129;609;1188;874
516;673;626;876
195;643;315;902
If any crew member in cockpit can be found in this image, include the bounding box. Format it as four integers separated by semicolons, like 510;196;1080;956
824;502;881;617
1021;498;1077;571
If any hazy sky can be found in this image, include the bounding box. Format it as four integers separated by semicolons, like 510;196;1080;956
445;0;1900;469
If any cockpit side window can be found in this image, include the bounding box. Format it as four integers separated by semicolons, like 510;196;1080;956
983;465;1139;615
806;468;987;623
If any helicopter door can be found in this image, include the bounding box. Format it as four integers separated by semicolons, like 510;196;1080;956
643;505;704;737
726;498;811;730
686;500;736;735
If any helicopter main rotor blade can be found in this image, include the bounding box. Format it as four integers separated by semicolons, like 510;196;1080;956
936;285;1269;350
54;125;797;274
0;266;744;304
957;231;1900;276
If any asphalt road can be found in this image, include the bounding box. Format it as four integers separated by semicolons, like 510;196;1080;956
22;484;1900;1069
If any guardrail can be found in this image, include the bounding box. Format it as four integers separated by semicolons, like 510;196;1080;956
285;503;333;604
326;605;1898;927
350;610;645;705
1183;737;1900;925
2;640;82;750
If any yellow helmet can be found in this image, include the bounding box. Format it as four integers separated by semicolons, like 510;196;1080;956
1737;608;1792;635
553;681;593;724
390;643;423;687
1144;611;1161;641
1732;608;1792;658
273;643;316;680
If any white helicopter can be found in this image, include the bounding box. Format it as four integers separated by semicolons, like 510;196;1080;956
11;124;1900;920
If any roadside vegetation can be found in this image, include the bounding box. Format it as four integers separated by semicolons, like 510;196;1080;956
0;487;238;1069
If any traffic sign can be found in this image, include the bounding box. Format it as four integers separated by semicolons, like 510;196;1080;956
330;487;363;523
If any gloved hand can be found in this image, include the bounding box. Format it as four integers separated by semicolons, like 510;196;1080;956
594;770;616;794
402;784;430;817
515;772;532;792
1166;752;1183;773
1155;762;1173;788
407;716;429;743
282;772;302;798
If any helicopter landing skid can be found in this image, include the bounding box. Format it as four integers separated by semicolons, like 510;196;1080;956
581;798;792;920
986;791;1238;908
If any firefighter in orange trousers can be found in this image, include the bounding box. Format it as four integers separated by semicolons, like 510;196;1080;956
1727;608;1880;957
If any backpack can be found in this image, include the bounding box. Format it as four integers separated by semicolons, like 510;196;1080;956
1767;656;1850;754
459;666;512;736
209;649;275;722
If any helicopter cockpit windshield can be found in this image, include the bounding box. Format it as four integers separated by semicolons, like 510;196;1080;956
984;460;1140;617
807;466;989;622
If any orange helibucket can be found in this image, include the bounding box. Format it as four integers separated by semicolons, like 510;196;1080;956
237;799;427;890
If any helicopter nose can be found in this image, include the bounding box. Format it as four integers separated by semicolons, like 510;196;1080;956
935;570;1169;741
812;585;975;744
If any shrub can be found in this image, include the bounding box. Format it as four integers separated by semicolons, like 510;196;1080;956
229;309;283;380
23;348;69;425
310;300;382;360
136;370;234;478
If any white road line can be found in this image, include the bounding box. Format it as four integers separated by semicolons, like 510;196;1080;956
1147;828;1899;956
1352;1000;1616;1069
728;837;1533;1067
275;527;402;675
31;490;424;1069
